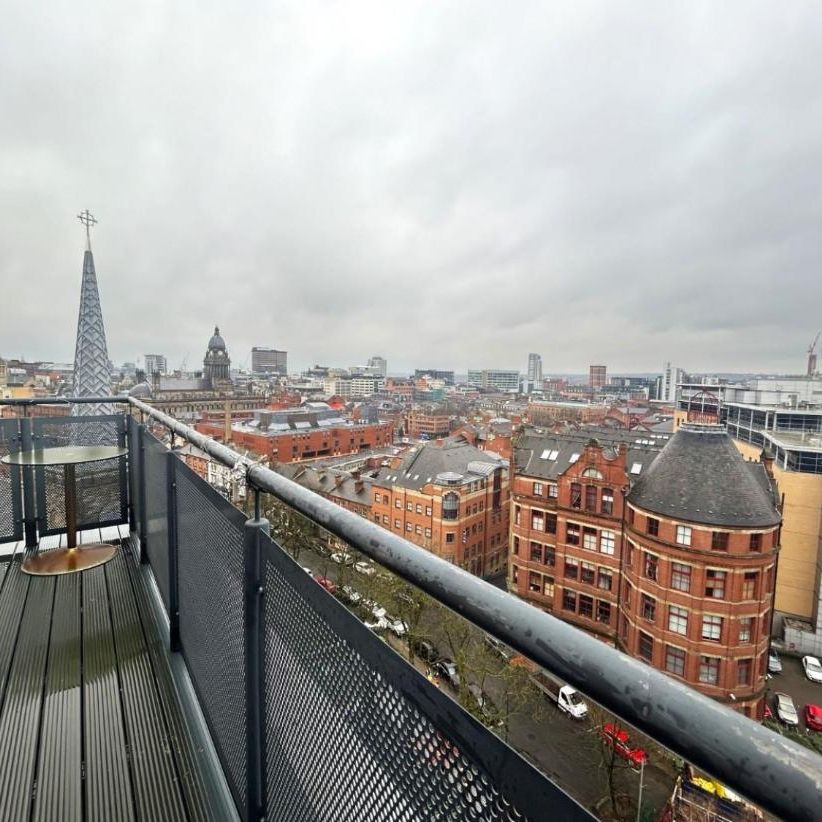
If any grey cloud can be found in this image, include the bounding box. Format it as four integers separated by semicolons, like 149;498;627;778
1;1;821;376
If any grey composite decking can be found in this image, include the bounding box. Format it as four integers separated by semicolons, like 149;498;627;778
0;531;216;821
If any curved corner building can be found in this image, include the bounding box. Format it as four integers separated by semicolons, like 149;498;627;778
622;422;781;717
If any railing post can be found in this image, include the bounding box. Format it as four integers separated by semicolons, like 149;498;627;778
244;487;268;822
19;413;37;548
138;423;149;563
166;450;181;652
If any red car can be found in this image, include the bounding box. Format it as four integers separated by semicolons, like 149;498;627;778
313;575;337;594
805;704;822;731
601;723;648;767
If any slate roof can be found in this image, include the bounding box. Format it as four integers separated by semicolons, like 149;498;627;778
277;463;373;506
627;423;781;527
373;439;506;491
515;426;668;482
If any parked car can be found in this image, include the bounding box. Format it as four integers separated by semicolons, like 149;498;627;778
365;616;389;632
340;585;362;604
331;551;354;565
484;634;514;661
773;692;799;726
805;704;822;731
466;683;501;726
601;724;647;768
410;638;438;662
386;617;409;637
313;575;337;595
802;655;822;683
768;650;782;674
355;561;376;576
434;659;461;689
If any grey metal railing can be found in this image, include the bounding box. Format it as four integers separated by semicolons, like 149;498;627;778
2;396;822;821
130;415;586;821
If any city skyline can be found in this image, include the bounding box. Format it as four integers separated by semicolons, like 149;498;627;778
2;3;821;374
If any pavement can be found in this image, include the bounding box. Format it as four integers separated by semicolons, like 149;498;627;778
765;653;822;732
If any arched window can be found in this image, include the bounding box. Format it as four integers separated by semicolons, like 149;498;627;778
582;467;604;480
442;492;459;521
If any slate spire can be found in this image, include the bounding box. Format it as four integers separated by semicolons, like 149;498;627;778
72;211;112;415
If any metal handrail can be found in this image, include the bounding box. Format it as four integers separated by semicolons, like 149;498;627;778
3;396;821;820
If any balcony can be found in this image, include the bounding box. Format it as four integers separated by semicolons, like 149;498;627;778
0;398;820;821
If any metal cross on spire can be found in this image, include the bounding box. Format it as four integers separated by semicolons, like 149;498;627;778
77;209;98;250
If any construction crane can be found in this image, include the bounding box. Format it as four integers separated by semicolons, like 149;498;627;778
808;331;820;377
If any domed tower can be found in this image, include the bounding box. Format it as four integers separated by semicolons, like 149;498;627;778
203;326;232;388
621;422;781;718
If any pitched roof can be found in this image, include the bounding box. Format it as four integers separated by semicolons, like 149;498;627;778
373;439;506;491
515;426;667;481
627;423;780;527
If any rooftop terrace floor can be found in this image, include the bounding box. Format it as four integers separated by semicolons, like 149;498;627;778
0;527;216;821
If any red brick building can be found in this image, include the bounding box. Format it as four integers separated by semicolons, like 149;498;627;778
622;425;780;717
405;406;452;439
510;423;780;717
195;406;393;463
370;440;510;578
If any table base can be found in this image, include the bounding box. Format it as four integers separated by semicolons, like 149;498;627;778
22;544;118;576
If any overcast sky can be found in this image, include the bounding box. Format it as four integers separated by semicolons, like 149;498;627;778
2;2;821;376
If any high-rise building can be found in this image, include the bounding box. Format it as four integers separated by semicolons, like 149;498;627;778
368;356;387;377
661;362;685;403
251;347;288;375
527;354;543;387
467;369;520;393
144;354;167;376
589;365;607;390
72;211;111;415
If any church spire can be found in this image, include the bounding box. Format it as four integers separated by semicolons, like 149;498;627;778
72;211;112;415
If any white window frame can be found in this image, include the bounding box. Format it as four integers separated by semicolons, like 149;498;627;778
676;525;692;546
668;606;688;635
599;530;615;555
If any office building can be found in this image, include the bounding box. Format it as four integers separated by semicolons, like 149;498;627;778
414;369;455;385
144;354;167;376
467;369;520;393
527;353;543;387
251;347;288;376
589;365;607;391
677;376;822;651
371;440;509;578
510;423;780;717
368;356;387;377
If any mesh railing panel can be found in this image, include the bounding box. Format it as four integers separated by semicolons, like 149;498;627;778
262;539;572;821
32;415;127;535
127;416;141;541
0;419;22;544
142;429;170;610
175;462;248;815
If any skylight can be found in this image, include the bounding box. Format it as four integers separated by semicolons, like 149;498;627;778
630;463;642;474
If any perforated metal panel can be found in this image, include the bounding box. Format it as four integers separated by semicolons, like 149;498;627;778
0;419;23;544
175;461;248;816
142;429;170;610
32;415;127;536
127;416;140;537
261;539;579;821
